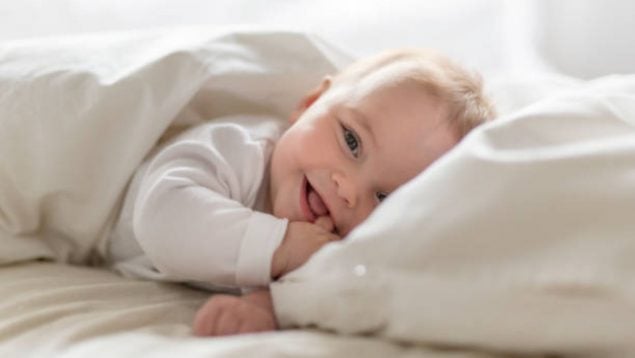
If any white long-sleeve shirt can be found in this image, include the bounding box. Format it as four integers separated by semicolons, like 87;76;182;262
107;115;289;289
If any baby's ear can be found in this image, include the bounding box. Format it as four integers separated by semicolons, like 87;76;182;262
288;76;332;124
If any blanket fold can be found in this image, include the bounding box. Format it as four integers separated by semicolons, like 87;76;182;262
0;27;348;265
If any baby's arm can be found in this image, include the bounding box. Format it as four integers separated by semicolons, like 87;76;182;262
130;121;296;287
194;217;341;337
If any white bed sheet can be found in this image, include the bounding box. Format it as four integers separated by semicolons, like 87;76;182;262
0;262;498;358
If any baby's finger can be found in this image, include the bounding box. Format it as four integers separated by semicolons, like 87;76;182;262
314;216;334;232
216;309;241;336
238;312;275;334
193;301;221;336
328;232;343;242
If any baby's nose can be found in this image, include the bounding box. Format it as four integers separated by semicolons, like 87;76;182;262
331;172;357;208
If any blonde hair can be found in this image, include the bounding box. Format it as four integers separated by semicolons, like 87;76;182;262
333;49;496;137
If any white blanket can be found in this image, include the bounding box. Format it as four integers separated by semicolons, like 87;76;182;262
272;74;635;356
0;27;348;265
2;262;492;358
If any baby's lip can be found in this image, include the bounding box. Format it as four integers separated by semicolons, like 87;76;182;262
300;176;316;222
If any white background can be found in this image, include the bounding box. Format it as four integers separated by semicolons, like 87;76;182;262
1;0;634;78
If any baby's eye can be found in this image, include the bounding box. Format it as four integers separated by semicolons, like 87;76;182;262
375;192;388;202
342;125;361;158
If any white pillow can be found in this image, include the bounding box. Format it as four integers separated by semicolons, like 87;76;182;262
272;74;635;356
0;27;350;265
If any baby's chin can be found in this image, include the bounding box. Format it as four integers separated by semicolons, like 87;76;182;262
270;203;302;223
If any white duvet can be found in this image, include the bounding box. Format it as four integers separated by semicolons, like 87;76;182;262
0;27;348;265
273;74;635;356
2;27;635;357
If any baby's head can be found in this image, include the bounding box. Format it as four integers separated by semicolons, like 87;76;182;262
269;49;495;235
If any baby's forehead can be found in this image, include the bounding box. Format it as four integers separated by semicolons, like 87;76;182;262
339;78;443;119
335;66;442;112
338;58;416;87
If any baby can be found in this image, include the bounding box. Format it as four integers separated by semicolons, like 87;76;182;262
106;48;495;335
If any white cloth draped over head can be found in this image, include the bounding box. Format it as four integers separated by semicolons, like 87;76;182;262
0;28;349;265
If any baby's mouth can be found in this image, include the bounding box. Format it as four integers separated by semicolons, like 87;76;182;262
303;177;329;220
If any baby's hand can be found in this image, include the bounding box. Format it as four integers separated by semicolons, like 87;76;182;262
271;216;341;279
193;290;276;337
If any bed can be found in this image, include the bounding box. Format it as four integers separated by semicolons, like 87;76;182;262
2;2;635;357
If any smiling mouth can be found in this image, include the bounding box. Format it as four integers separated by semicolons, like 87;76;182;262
300;176;329;222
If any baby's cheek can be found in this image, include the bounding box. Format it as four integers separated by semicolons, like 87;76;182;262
355;204;376;228
302;132;339;165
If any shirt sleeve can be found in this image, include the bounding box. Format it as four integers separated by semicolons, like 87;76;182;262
132;121;287;288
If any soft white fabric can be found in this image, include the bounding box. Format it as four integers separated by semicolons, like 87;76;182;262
1;262;496;358
109;115;288;288
272;74;635;357
486;72;584;116
0;27;349;266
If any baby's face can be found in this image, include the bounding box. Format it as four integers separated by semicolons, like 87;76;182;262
269;65;459;236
